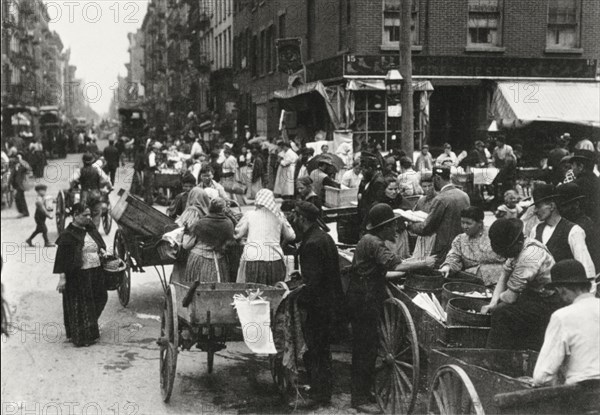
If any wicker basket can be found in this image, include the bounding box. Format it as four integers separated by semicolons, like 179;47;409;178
324;186;358;208
111;189;177;236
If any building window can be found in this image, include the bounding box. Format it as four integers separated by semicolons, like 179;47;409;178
353;91;423;151
259;29;266;74
251;34;258;76
266;25;275;72
279;13;286;38
468;0;502;46
307;0;316;59
382;0;419;46
547;0;580;49
338;0;347;50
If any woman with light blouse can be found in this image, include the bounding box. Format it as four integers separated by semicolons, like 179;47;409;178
235;189;295;285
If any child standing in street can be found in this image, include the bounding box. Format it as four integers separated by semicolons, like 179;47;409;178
25;184;55;247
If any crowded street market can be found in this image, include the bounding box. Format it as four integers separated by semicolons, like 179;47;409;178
1;0;600;414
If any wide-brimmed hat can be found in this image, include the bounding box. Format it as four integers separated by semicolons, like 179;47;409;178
568;149;596;164
546;259;588;288
82;153;95;165
102;256;127;273
366;203;400;231
489;218;524;251
532;183;559;206
556;183;585;205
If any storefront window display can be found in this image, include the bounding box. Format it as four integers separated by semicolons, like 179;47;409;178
352;91;424;152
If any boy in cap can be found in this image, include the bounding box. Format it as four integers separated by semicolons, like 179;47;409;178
25;184;55;247
533;259;599;386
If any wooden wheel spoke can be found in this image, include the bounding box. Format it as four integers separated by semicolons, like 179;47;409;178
391;365;408;411
433;390;446;415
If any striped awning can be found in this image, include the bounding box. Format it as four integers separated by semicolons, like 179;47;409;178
492;81;600;128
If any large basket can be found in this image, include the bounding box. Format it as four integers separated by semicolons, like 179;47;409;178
111;189;177;236
324;186;358;208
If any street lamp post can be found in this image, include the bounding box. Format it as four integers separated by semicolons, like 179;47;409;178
399;0;414;155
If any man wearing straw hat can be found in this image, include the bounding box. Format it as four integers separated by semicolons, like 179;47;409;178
533;259;599;386
347;203;435;410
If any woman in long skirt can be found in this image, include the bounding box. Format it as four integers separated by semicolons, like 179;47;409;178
182;198;235;283
235;189;296;285
54;204;107;347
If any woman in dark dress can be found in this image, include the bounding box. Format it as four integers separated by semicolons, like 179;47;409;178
54;204;107;347
182;198;235;283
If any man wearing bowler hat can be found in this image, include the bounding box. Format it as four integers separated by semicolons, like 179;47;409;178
530;183;595;281
347;203;435;410
409;166;470;266
288;201;344;407
484;218;562;350
533;259;600;386
556;183;600;271
357;153;387;235
569;149;600;224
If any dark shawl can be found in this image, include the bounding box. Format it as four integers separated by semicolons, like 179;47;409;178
190;213;235;252
53;224;106;275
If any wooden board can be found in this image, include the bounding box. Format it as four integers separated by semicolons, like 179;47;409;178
111;189;177;236
173;282;285;326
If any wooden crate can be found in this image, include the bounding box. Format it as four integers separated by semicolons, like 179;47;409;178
111;189;177;236
324;186;358;208
155;172;181;188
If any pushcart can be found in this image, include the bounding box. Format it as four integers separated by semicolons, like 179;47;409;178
157;282;286;402
111;189;179;307
55;187;113;235
154;170;181;205
427;348;599;414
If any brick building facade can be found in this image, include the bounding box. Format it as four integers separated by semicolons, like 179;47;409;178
232;0;599;154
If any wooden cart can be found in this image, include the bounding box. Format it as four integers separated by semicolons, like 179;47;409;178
158;282;286;403
373;282;491;414
154;170;181;204
427;348;600;414
111;189;179;307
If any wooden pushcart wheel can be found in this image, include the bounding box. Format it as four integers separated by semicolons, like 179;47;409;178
375;298;419;415
427;365;485;415
114;229;131;307
102;202;112;235
55;190;66;235
159;285;179;402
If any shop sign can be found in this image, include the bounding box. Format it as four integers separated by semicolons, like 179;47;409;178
343;55;598;79
276;37;304;74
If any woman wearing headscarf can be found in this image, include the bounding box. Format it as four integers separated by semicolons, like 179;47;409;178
182;198;235;283
235;189;296;284
176;187;212;228
54;204;108;347
170;188;212;284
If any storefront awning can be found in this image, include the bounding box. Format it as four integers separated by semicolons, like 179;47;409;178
492;81;600;128
273;81;345;129
346;79;434;91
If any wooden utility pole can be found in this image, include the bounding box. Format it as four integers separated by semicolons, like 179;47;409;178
399;0;414;155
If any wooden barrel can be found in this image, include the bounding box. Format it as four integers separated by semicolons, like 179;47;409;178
446;297;491;327
441;282;492;308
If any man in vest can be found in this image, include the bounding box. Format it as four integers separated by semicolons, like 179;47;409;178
530;183;595;282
